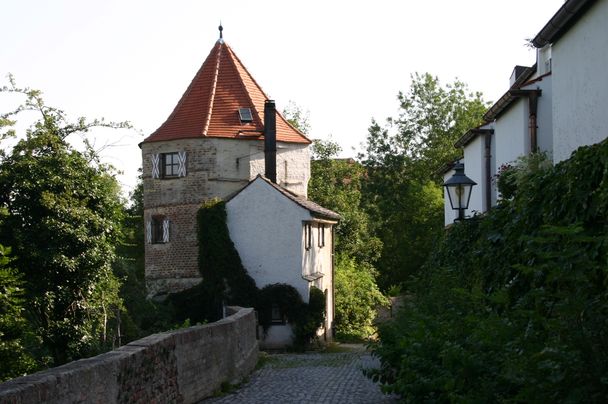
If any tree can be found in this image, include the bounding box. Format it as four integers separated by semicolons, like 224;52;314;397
361;73;488;288
309;139;382;264
284;104;388;339
282;100;311;134
0;242;37;381
0;77;128;365
333;254;387;340
308;139;387;339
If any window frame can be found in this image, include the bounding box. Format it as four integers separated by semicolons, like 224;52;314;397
270;303;286;325
161;152;180;178
318;224;326;248
304;223;312;250
150;215;166;244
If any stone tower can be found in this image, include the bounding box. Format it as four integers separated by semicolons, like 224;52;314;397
140;33;311;298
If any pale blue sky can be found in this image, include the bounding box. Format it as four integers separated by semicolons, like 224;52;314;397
1;0;564;194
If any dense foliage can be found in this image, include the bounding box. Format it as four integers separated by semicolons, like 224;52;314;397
169;199;258;323
114;177;175;340
309;140;382;263
257;284;325;348
369;142;608;402
0;79;128;366
308;140;387;339
0;244;37;381
333;254;388;340
361;73;488;289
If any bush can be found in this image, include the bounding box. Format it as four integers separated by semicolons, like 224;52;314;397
334;254;388;341
369;140;608;402
256;284;325;349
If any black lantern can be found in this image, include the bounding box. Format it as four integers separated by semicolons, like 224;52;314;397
443;163;477;222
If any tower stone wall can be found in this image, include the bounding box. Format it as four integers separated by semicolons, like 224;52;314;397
142;137;310;297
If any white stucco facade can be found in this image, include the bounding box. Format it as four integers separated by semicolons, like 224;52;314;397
494;99;529;170
463;136;485;215
523;76;553;159
551;0;608;162
226;177;336;348
444;0;608;226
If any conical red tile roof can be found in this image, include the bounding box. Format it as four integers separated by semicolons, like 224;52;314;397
144;40;310;144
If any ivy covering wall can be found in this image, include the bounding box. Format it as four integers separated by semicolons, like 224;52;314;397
168;199;325;348
369;139;608;402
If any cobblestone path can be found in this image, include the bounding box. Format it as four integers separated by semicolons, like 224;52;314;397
203;346;399;403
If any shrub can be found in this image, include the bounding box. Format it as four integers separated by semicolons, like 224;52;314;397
334;254;388;341
369;139;608;402
256;284;325;349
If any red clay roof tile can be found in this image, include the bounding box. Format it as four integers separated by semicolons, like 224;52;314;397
144;40;310;144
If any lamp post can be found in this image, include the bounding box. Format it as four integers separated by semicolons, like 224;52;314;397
443;163;477;222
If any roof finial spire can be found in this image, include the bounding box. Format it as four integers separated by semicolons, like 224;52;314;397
218;22;223;40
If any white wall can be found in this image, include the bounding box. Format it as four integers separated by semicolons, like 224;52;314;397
523;76;553;159
226;178;310;300
463;136;485;216
249;142;311;197
494;99;529;171
301;221;334;332
226;177;335;346
552;0;608;162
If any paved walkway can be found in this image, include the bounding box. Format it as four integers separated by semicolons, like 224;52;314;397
203;345;399;403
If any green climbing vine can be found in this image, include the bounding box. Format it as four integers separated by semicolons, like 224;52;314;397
169;199;326;348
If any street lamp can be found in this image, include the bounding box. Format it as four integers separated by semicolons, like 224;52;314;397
443;162;477;222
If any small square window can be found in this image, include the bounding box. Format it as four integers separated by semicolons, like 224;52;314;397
239;108;253;123
151;216;165;244
162;152;179;178
304;223;312;250
318;224;326;248
271;304;285;324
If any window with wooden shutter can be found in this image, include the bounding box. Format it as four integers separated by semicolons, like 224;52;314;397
146;221;152;244
177;151;187;177
151;154;160;179
149;215;169;244
162;218;170;243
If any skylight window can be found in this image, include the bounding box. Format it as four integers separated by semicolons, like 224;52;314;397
239;108;253;123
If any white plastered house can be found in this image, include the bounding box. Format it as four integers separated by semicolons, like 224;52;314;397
226;175;339;348
443;0;608;225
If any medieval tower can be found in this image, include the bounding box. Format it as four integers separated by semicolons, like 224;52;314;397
141;29;312;297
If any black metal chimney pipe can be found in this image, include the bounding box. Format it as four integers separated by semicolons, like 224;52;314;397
264;100;277;183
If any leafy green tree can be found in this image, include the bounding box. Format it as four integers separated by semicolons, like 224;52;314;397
309;139;382;263
308;139;387;338
112;175;174;340
284;104;387;340
362;73;488;288
282;100;311;135
0;77;128;365
333;254;387;340
0;243;37;381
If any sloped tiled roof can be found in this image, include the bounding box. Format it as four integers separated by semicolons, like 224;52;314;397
227;175;341;221
144;40;310;144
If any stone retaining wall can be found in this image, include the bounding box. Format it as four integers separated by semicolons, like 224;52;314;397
0;307;258;404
